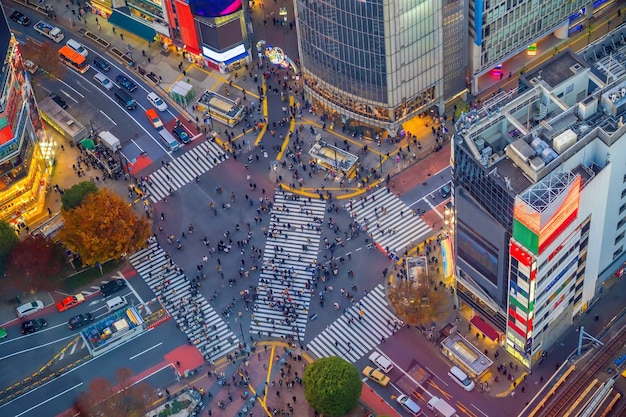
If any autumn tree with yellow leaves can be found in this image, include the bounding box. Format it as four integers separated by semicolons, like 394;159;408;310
58;188;151;265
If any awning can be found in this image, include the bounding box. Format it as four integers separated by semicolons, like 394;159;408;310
470;315;499;341
108;9;156;41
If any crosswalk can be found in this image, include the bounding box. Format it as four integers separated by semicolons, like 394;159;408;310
128;240;240;361
144;140;227;203
249;191;327;342
345;187;432;255
307;284;400;363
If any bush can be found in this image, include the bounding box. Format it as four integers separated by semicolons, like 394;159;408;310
304;356;362;416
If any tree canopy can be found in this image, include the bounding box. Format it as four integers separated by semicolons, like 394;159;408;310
6;235;66;292
303;356;362;416
61;181;98;211
0;221;18;258
58;188;150;265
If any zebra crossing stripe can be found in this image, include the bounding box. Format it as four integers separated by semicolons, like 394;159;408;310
345;187;432;254
129;240;240;361
249;191;327;341
307;284;400;363
145;140;228;203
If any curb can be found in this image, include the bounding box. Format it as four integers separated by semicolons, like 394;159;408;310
147;315;172;329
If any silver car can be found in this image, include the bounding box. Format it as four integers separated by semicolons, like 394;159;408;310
16;300;44;318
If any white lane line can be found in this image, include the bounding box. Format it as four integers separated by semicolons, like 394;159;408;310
129;342;163;360
99;109;116;125
14;382;83;417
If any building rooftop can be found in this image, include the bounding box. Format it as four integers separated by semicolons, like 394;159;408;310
522;51;586;89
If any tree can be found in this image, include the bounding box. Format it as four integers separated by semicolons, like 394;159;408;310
6;235;66;292
73;368;155;417
18;39;66;83
304;356;362;416
61;181;98;211
0;221;18;258
58;188;151;265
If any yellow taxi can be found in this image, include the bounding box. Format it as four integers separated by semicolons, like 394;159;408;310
362;366;390;387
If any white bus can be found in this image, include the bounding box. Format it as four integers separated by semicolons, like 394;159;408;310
197;90;245;127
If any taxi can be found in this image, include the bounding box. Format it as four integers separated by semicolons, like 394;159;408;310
56;294;86;312
362;366;390;387
146;108;163;129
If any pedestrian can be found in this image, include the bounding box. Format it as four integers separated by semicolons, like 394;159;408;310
276;390;280;397
293;395;296;403
120;33;124;40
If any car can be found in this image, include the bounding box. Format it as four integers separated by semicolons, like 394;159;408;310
100;279;127;297
49;93;68;109
362;366;390;387
439;183;451;198
146;108;163;129
368;352;394;373
173;125;191;144
21;318;47;334
147;92;168;111
115;75;137;92
0;327;7;340
16;300;44;318
68;313;94;330
56;294;86;312
10;11;30;26
92;56;111;72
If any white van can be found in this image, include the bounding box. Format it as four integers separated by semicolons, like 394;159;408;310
94;72;113;90
368;352;394;373
159;129;182;152
106;296;127;312
66;39;88;57
396;394;422;416
449;366;475;392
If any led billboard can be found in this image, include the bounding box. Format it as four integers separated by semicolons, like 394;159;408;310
188;0;242;17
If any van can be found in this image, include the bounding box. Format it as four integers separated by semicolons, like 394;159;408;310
106;296;127;312
114;89;137;110
94;72;113;90
449;366;475;392
159;129;182;152
396;394;422;416
66;39;88;57
368;352;394;373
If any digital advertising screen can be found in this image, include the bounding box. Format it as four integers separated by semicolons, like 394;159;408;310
188;0;242;17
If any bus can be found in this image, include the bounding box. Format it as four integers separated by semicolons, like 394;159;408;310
196;90;246;127
59;45;89;74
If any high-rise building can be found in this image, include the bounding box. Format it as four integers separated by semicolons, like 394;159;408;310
295;0;445;135
0;6;54;224
467;0;586;92
452;48;626;368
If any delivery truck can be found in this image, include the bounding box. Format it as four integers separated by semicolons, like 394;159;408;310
98;131;121;152
427;397;458;417
34;21;64;43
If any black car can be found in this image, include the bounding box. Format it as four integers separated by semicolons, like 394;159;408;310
173;125;191;144
100;279;127;297
439;183;451;199
10;11;30;26
68;313;94;330
92;56;111;72
49;93;68;109
21;318;47;334
115;75;137;92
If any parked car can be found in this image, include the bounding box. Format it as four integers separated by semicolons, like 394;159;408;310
21;318;48;334
16;300;44;318
100;279;127;297
147;92;168;111
439;183;451;198
10;11;30;26
146;108;163;129
362;366;390;387
49;93;68;109
115;74;137;92
92;56;111;72
68;313;94;330
56;294;86;312
173;125;191;144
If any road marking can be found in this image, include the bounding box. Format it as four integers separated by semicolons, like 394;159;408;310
425;366;448;386
14;382;83;417
426;198;445;219
115;271;152;313
469;402;489;417
60;89;79;103
69;342;77;355
374;347;436;401
130;342;163;360
56;79;84;98
99;109;116;125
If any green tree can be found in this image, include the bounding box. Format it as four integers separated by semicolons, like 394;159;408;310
6;235;66;292
58;188;151;265
61;181;98;211
0;221;18;258
304;356;362;416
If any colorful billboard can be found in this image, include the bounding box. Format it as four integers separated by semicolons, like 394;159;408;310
188;0;242;17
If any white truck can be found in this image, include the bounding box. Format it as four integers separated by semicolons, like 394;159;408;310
427;397;458;417
98;131;121;152
34;20;64;43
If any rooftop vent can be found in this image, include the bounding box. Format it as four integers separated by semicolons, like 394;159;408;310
570;63;582;72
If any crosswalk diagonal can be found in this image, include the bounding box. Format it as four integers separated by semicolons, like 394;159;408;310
345;187;432;254
128;240;240;361
249;191;327;342
306;284;401;363
144;140;227;203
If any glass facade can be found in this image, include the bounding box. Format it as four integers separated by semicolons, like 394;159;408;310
296;0;444;132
